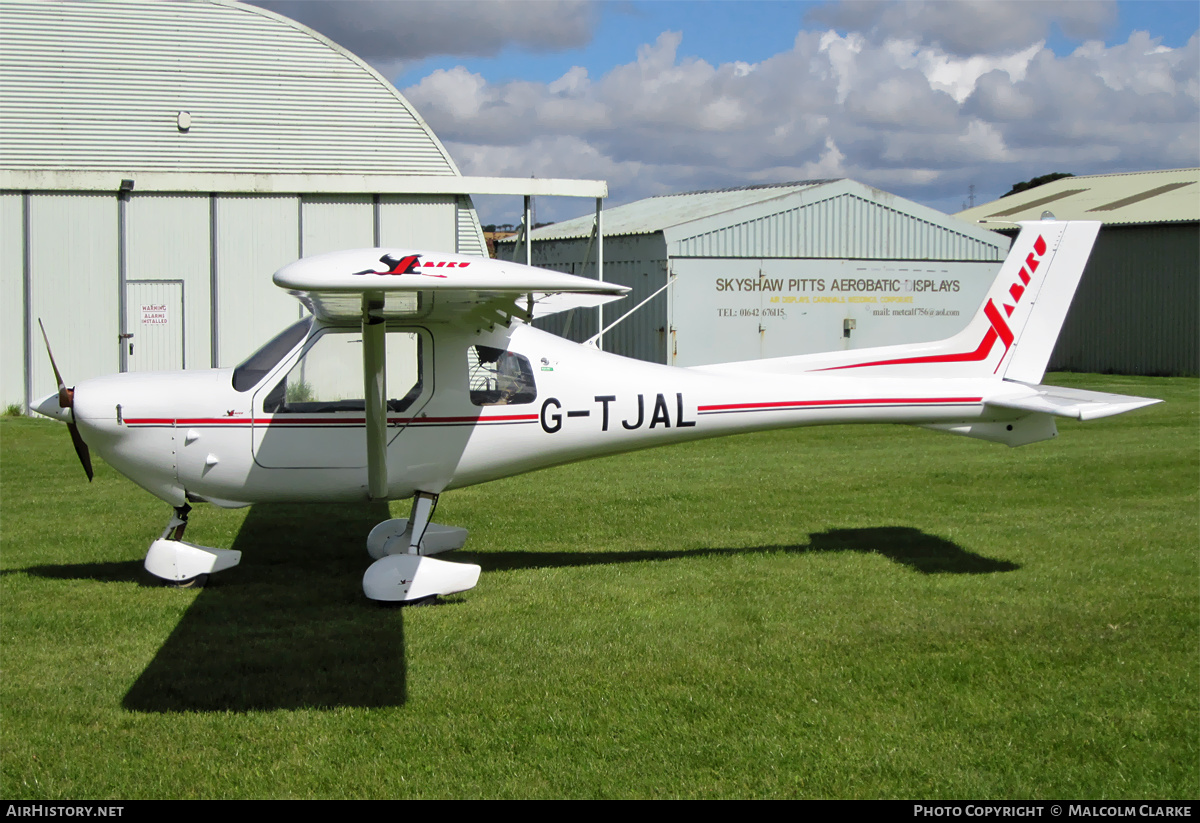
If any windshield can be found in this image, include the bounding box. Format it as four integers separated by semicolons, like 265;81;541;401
231;316;313;392
262;330;424;414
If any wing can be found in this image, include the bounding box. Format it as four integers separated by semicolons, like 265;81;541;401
273;248;628;499
274;248;627;328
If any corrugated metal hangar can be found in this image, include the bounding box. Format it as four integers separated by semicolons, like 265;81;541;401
0;0;603;410
510;180;1010;366
956;168;1198;376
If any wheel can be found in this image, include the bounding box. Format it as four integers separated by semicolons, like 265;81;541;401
172;573;209;589
366;519;410;560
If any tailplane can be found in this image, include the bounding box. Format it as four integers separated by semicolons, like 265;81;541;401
985;383;1162;421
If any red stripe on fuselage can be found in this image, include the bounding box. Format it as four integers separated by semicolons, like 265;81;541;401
816;232;1048;373
815;328;1000;372
125;413;539;426
698;396;982;412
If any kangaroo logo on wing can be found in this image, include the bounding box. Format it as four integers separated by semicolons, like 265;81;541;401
350;253;471;278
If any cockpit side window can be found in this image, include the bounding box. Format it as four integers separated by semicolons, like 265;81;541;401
468;345;537;406
232;317;313;392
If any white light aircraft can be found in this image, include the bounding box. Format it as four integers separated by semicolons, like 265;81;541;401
35;219;1160;602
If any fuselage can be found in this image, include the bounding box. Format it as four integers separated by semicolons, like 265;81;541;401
59;318;1008;508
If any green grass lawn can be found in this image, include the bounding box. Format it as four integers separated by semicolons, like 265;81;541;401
2;374;1196;799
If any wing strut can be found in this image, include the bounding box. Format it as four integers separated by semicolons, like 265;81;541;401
362;293;389;500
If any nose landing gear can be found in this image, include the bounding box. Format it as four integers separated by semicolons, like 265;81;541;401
143;503;242;588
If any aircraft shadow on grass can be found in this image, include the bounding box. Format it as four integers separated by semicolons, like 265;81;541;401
458;526;1021;576
11;558;145;584
14;508;1017;713
121;501;406;714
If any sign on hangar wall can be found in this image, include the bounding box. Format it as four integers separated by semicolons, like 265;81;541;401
524;180;1012;367
668;257;996;366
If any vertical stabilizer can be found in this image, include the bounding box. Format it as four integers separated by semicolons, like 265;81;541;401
699;220;1102;380
818;220;1101;380
1000;221;1100;384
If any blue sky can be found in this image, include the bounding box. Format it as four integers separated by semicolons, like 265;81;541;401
257;1;1199;225
391;3;814;88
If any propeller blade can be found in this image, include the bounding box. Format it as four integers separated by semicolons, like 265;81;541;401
37;318;92;482
67;421;94;482
37;318;72;410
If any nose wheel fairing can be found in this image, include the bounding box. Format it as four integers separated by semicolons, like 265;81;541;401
144;505;242;586
145;538;242;585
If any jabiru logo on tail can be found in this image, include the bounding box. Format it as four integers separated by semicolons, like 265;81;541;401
818;234;1048;372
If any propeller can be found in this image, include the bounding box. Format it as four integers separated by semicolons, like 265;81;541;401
37;319;94;482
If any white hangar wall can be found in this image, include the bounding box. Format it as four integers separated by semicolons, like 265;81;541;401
0;0;510;410
522;181;1011;366
2;182;485;410
0;194;25;409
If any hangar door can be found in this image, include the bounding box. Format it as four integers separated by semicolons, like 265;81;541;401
125;280;185;372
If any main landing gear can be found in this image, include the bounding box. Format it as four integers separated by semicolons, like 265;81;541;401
141;494;479;603
143;503;242;587
362;491;480;604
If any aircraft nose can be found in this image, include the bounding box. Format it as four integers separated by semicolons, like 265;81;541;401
32;391;72;422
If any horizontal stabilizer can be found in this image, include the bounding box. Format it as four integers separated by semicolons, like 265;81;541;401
987;383;1162;421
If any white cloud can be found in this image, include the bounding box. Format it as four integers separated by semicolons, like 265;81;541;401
397;18;1196;223
802;135;847;178
548;66;591;95
1082;30;1193;95
818;30;865;104
918;41;1042;103
806;0;1116;56
407;67;488;121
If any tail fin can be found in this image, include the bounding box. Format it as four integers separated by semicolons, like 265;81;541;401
997;221;1100;383
814;220;1100;380
704;220;1101;381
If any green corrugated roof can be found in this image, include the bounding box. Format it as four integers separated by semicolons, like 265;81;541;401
515;180;841;241
955;168;1199;226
